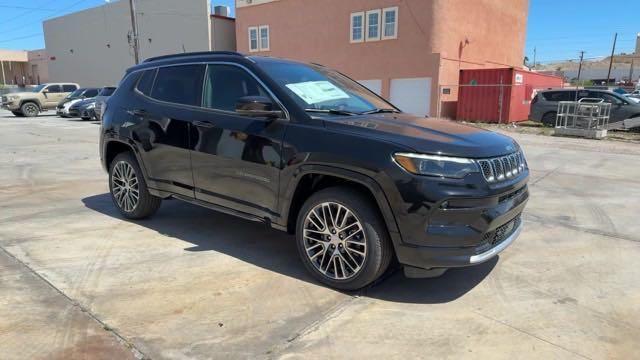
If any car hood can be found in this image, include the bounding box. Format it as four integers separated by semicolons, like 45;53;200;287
324;113;519;158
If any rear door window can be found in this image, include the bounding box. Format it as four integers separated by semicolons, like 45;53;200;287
45;85;62;93
136;69;156;96
150;65;206;106
62;84;77;92
543;91;573;101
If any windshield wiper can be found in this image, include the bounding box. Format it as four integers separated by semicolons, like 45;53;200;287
304;108;358;116
360;108;400;115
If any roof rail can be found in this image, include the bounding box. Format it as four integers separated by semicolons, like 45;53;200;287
143;51;244;63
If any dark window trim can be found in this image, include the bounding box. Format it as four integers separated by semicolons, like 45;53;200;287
128;61;290;121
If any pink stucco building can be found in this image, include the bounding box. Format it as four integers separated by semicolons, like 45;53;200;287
235;0;529;118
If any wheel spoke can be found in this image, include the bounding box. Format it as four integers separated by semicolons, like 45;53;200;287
309;209;325;230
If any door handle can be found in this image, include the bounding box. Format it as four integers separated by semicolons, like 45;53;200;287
193;120;216;128
127;109;146;117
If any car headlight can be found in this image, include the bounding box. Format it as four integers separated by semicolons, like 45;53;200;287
8;95;18;101
393;153;479;178
86;103;95;109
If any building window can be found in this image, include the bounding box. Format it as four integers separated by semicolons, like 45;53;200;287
350;12;364;43
248;26;258;52
365;9;381;41
259;25;270;51
382;7;398;40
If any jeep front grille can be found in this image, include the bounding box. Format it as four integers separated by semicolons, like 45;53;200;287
1;96;7;103
477;151;527;183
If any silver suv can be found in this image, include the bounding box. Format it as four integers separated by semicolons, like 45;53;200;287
530;89;640;125
1;83;79;117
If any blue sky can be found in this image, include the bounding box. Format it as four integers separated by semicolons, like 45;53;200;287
526;0;640;64
0;0;638;64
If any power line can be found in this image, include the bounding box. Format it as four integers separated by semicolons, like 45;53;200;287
0;0;93;34
0;33;44;44
0;5;57;11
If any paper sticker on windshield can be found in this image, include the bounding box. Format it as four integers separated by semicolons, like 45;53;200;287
285;81;349;104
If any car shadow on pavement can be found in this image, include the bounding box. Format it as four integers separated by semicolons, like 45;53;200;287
82;193;495;304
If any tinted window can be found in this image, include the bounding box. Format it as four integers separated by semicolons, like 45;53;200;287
203;65;270;112
543;91;573;102
62;84;77;92
45;85;62;93
151;65;205;106
83;88;99;97
136;69;156;96
99;87;116;96
589;91;624;104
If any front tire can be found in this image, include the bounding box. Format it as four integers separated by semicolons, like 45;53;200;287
20;102;39;117
11;111;24;117
109;152;161;219
296;187;393;290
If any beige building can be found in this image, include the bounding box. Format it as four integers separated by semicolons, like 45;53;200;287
43;0;235;87
235;0;528;117
0;49;49;86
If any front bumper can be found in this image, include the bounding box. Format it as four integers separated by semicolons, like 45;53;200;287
68;108;81;117
389;168;529;270
1;101;19;110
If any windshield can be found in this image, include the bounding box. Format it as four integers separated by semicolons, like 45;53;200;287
30;84;46;93
66;89;84;98
258;60;395;115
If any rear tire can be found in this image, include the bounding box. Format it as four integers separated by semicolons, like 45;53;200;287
109;152;161;219
20;102;39;117
541;112;556;127
296;187;393;290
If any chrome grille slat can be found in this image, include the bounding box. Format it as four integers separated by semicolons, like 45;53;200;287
478;151;527;183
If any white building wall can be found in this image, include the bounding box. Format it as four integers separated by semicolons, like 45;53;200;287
44;0;212;87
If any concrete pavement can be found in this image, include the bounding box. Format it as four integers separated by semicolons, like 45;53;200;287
0;110;638;359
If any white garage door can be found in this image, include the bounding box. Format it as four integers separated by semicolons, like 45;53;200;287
357;79;382;96
390;77;431;117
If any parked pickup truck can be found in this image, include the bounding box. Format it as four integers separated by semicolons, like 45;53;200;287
1;83;79;117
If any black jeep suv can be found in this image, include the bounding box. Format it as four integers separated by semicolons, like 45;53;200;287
99;52;529;290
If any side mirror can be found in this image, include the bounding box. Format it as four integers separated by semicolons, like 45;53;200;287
42;89;49;94
235;96;283;119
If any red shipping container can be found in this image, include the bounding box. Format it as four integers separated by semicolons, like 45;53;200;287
456;68;564;123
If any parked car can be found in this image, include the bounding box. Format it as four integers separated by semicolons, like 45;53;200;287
100;52;529;290
56;88;100;117
79;100;97;120
530;89;640;125
1;83;79;117
94;86;116;120
69;98;97;119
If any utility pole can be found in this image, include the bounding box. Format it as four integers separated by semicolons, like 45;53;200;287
128;0;140;64
606;32;617;85
533;47;537;69
629;58;635;83
577;50;585;87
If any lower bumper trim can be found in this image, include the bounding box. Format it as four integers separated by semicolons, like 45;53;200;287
469;222;522;264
